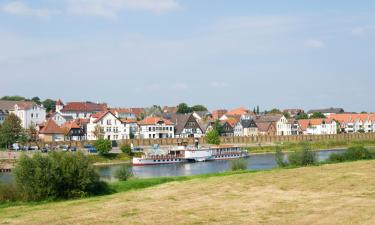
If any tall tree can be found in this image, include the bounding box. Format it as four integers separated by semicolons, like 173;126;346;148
191;104;208;112
295;113;309;120
31;97;42;105
256;105;260;115
28;123;38;142
213;120;224;135
310;112;326;119
0;114;23;148
177;103;192;114
42;99;56;112
268;108;282;114
205;130;221;145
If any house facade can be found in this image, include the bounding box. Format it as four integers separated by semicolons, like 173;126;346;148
57;100;107;119
0;101;46;129
298;119;337;135
327;113;375;133
38;119;65;142
255;114;291;136
0;109;8;124
61;121;85;141
86;111;129;140
51;112;73;126
256;122;277;136
234;119;258;136
138;117;174;139
170;113;203;138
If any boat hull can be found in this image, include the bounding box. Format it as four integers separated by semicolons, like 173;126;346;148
132;158;187;166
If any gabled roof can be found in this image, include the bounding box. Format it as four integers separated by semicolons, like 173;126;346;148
298;118;334;131
255;114;283;123
0;100;40;111
327;113;375;124
256;121;275;132
61;102;107;113
91;111;119;123
138;117;174;126
121;118;138;124
39;119;64;134
169;113;202;134
240;119;257;128
221;117;239;128
61;120;81;131
227;107;250;116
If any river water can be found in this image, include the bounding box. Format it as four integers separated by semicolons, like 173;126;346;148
0;149;344;183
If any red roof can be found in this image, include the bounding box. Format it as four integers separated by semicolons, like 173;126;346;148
61;120;81;131
91;111;117;123
227;107;249;116
39;119;64;134
121;118;137;123
327;113;375;124
138;117;174;125
61;102;107;113
222;117;239;127
298;119;333;131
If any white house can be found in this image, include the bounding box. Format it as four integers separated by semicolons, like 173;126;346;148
255;114;291;136
298;119;337;135
0;101;46;129
327;113;375;133
51;112;73;126
169;113;203;138
234;119;258;136
56;99;108;119
86;111;129;141
138;117;174;139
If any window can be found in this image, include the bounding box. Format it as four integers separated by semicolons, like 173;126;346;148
107;120;112;125
31;113;34;118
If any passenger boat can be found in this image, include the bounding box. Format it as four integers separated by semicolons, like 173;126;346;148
132;143;248;166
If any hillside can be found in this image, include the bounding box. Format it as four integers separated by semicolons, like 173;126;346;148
1;161;374;225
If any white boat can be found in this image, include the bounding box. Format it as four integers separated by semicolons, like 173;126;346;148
132;144;248;166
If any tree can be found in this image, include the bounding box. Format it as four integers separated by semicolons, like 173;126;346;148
1;96;27;101
268;108;282;114
205;130;221;145
283;112;291;119
42;99;56;112
31;97;41;105
212;120;224;135
0;114;23;148
310;112;326;119
296;113;309;120
93;138;112;155
177;103;192;114
253;107;256;114
144;105;163;117
120;144;133;156
93;125;104;139
28;123;38;142
191;104;207;112
114;165;133;181
256;105;260;115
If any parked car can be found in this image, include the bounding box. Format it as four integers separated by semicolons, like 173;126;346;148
30;146;39;150
11;143;20;151
41;147;48;153
84;144;97;153
69;147;77;152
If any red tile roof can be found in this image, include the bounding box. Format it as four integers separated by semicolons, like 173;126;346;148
61;102;107;113
61;120;81;131
39;119;64;134
227;107;249;116
138;117;174;125
327;113;375;124
121;118;138;123
91;111;117;123
298;118;334;131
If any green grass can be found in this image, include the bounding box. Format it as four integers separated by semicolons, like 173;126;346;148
88;153;131;163
247;140;375;153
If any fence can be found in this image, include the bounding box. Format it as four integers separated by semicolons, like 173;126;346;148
37;133;375;148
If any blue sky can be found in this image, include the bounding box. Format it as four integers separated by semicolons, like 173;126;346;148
0;0;374;112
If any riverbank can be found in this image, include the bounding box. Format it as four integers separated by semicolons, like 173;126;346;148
247;139;375;153
1;160;374;224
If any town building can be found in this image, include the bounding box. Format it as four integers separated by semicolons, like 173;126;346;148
38;119;65;142
283;109;304;118
138;117;174;139
110;108;137;119
220;117;238;136
51;112;73;126
327;113;375;133
212;109;227;120
61;120;85;141
0;109;9;124
0;100;46;129
298;119;337;135
234;119;258;136
56;100;107;119
86;111;129;141
169;113;203;138
255;114;291;136
307;108;344;117
256;121;277;136
192;111;212;121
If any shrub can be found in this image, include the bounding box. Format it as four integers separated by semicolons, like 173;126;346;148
114;165;134;181
13;152;107;201
120;144;133;156
328;146;373;162
288;143;317;166
205;130;221;145
0;183;20;202
230;159;247;171
93;138;112;155
275;147;288;167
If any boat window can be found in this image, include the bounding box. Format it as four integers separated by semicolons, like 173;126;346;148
154;160;156;162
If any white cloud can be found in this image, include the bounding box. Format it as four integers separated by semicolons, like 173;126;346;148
351;26;373;36
304;39;324;49
66;0;181;19
1;1;60;18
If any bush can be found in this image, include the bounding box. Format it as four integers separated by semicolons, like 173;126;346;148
93;138;112;155
328;146;373;163
275;147;288;167
0;183;20;202
114;165;134;181
230;159;247;171
13;152;108;201
205;130;221;145
120;144;133;156
288;143;317;166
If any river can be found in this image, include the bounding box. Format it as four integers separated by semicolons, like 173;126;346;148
0;149;344;183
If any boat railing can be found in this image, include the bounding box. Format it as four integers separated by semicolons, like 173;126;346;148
143;154;184;159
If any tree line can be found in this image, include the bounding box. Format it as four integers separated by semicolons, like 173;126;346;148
1;95;56;112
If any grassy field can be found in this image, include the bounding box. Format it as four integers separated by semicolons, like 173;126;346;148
247;139;375;153
0;160;374;225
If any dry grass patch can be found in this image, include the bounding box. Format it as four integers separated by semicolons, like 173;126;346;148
0;161;374;225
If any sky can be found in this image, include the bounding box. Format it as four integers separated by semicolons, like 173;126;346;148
0;0;374;112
